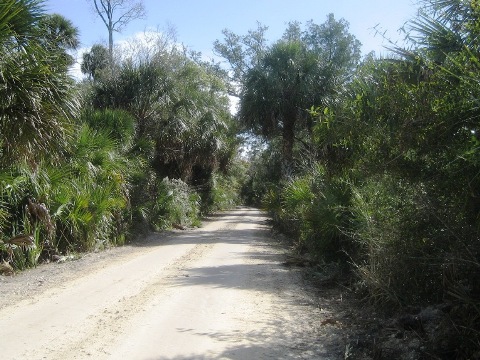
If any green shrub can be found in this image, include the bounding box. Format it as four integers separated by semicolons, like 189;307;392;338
80;108;135;147
241;143;283;206
151;177;201;230
0;163;54;267
350;174;466;306
0;121;137;269
263;165;353;261
280;175;313;239
50;124;133;251
303;171;352;260
202;163;246;213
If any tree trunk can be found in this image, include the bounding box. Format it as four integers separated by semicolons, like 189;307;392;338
107;1;113;65
108;23;113;64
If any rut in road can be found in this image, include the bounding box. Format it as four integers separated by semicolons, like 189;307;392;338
0;207;346;359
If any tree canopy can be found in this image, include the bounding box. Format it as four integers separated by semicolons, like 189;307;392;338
2;0;480;356
0;0;78;166
215;15;361;176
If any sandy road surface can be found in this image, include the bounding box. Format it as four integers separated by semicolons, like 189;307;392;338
0;207;346;359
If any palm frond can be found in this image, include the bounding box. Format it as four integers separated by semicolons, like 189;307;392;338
0;0;44;46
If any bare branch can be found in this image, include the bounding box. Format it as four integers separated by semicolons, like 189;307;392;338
112;3;146;32
93;0;109;28
90;0;146;60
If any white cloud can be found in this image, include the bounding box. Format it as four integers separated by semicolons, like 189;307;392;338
68;46;90;81
113;28;182;62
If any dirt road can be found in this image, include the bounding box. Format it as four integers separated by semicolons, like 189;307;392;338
0;207;348;359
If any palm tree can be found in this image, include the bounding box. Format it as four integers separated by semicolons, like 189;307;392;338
240;41;311;176
0;0;43;45
0;0;78;167
37;13;79;69
221;15;360;178
239;17;360;177
81;44;110;80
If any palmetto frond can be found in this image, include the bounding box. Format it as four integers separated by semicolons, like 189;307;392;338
0;0;43;47
423;0;470;23
408;13;464;56
0;0;78;166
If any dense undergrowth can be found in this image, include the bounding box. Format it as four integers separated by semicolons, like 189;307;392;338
0;0;242;272
235;1;480;357
0;109;243;270
2;0;480;357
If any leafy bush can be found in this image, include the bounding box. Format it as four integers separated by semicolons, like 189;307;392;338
201;159;248;213
51;124;133;251
80;108;135;147
263;165;352;260
241;142;283;206
0;1;241;272
0;121;137;269
151;177;201;230
303;171;352;260
350;174;480;308
0;163;61;268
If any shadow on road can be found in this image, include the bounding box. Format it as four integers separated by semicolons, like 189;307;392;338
144;341;336;360
132;207;346;359
132;208;272;249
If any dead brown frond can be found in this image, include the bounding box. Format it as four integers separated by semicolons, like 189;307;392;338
26;198;54;235
5;234;35;248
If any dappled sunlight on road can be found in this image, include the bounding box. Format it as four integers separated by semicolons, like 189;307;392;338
0;207;345;359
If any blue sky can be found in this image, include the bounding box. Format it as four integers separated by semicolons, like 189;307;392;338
45;0;419;57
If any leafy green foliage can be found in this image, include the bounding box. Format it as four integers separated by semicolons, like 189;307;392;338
4;2;480;354
81;108;135;146
37;13;79;68
217;15;360;176
0;162;60;266
0;121;134;264
52;124;133;250
202;160;248;213
0;0;78;167
241;140;283;206
88;33;238;198
263;165;352;261
151;177;200;230
81;44;109;80
0;0;43;46
351;175;444;305
240;3;480;354
0;1;241;271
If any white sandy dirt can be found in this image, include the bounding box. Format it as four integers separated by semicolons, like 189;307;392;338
0;207;347;359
